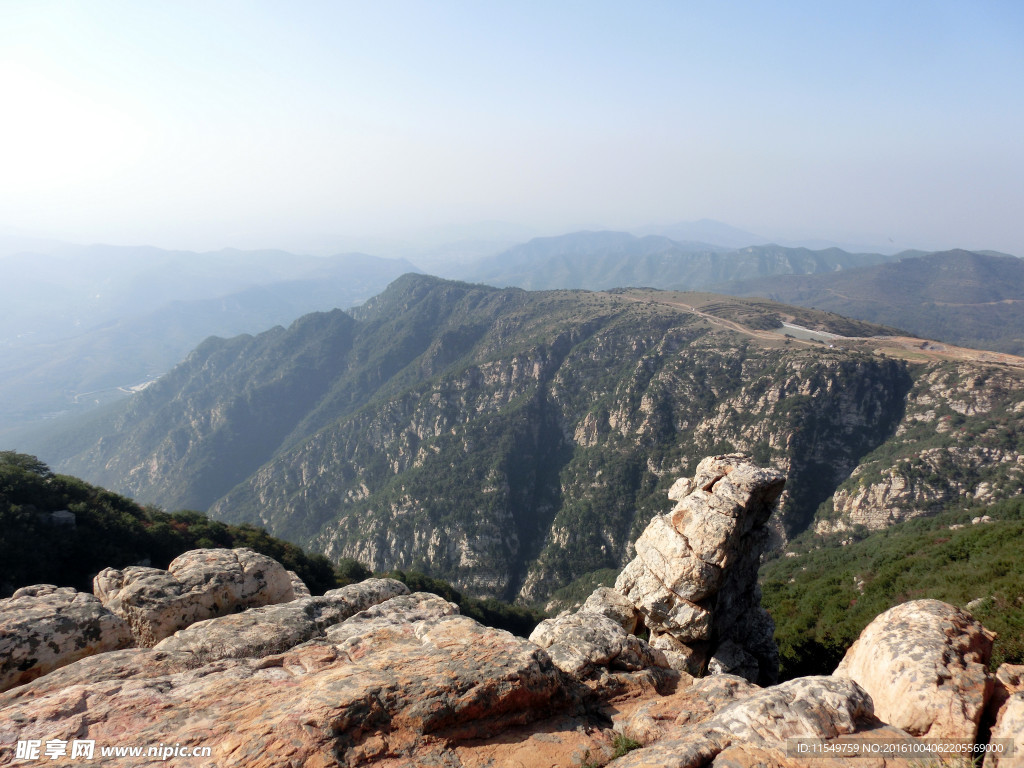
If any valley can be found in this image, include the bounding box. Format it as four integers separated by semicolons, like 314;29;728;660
21;275;1024;609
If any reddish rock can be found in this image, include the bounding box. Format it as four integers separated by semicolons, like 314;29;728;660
153;578;408;663
612;676;911;768
0;592;571;767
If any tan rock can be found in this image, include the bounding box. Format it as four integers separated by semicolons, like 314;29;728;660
582;586;638;633
648;631;706;676
286;569;311;598
834;599;995;740
989;663;1024;726
93;547;296;646
0;585;133;692
614;454;785;683
613;675;910;768
616;559;713;642
528;611;667;678
632;514;721;601
986;692;1024;767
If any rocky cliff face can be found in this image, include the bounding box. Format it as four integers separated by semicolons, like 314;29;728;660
817;363;1024;534
35;276;1024;601
216;326;916;602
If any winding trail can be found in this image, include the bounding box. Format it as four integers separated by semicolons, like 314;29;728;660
614;290;1024;370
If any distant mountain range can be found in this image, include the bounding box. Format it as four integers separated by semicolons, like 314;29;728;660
4;230;1022;442
455;230;894;291
722;249;1024;354
0;246;416;434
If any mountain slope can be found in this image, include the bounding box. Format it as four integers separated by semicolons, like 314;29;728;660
458;231;894;291
28;275;1024;602
723;249;1024;354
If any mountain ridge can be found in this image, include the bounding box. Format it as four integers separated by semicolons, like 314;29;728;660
457;231;896;291
722;249;1024;354
23;275;1024;604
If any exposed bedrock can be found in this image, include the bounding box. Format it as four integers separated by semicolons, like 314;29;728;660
92;547;297;647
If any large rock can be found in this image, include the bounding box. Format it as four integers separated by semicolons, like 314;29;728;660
612;675;910;768
989;663;1024;727
0;591;571;767
614;454;785;684
93;548;297;646
528;611;666;678
986;692;1024;768
286;570;311;598
153;578;409;663
0;585;133;692
834;599;995;740
582;586;638;633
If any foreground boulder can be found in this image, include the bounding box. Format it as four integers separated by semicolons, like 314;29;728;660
612;675;910;768
989;663;1024;726
528;610;666;679
0;592;571;767
986;692;1024;767
0;585;133;692
614;454;786;683
834;599;995;740
93;548;297;646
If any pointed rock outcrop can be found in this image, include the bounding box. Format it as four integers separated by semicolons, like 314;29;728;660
614;454;785;683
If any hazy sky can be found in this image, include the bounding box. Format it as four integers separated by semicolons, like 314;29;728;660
1;1;1022;255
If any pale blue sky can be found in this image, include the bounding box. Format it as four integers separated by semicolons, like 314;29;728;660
1;1;1021;254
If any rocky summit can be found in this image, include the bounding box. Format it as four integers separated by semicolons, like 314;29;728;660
1;457;1019;766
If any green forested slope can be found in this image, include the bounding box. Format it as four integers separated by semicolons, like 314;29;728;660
762;500;1024;678
0;450;337;595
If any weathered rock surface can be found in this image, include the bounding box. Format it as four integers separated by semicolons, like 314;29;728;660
990;663;1024;726
0;585;133;693
0;590;571;767
286;570;311;598
3;506;1012;767
153;578;409;663
2;566;1004;768
582;586;638;633
611;674;755;745
986;692;1024;768
648;631;705;676
834;599;995;740
820;364;1024;536
528;611;666;678
613;675;911;768
614;454;785;684
93;547;296;646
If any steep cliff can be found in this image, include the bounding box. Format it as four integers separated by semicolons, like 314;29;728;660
816;362;1024;534
33;276;1024;601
